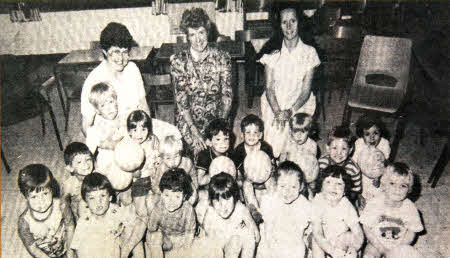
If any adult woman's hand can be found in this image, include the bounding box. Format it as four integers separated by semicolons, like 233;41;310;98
190;125;207;153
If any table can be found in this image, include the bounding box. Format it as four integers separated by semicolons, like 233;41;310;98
54;46;153;119
155;41;257;109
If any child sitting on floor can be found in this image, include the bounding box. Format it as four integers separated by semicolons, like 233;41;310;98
280;113;319;199
62;142;94;220
154;135;198;205
258;161;312;258
231;114;274;185
146;168;197;258
70;173;146;258
196;118;232;188
18;164;76;258
126;110;161;215
194;173;258;258
359;162;423;258
318;126;361;204
311;165;364;258
353;114;391;168
85;82;124;172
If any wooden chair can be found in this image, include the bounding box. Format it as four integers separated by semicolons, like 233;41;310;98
428;140;448;188
342;35;412;161
142;73;176;124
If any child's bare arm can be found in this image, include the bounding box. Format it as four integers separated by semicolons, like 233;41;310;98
347;223;364;250
121;217;147;257
362;224;388;254
241;206;261;243
61;201;76;258
18;216;51;258
197;168;210;186
243;180;259;208
312;219;346;257
240;232;256;258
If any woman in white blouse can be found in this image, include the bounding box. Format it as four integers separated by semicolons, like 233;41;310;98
258;5;321;157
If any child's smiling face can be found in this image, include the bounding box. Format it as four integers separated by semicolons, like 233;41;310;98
327;138;351;164
97;96;118;120
162;189;184;212
276;172;302;204
322;176;345;204
69;154;94;176
27;188;53;214
129;121;149;144
86;189;112;217
208;131;230;155
162;150;182;169
242;124;262;147
363;125;381;146
212;196;236;219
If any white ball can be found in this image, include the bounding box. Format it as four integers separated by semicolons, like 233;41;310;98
106;162;133;190
114;139;145;172
209;156;237;179
244;150;272;184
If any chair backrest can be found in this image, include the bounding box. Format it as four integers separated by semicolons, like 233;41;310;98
349;35;412;113
59;70;91;100
142;73;174;103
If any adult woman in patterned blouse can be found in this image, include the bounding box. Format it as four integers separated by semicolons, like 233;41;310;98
170;8;233;156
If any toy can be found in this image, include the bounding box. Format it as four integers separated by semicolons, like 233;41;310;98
114;139;145;172
243;150;271;184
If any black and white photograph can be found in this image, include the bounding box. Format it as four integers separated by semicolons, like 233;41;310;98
1;0;447;257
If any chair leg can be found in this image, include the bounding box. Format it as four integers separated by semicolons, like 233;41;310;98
40;105;46;136
320;85;326;122
389;115;407;162
428;142;448;188
1;150;11;174
341;104;352;127
65;100;71;132
48;106;64;151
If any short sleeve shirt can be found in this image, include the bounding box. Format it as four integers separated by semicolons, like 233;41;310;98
148;199;196;237
359;195;423;244
71;203;136;258
311;193;359;241
196;147;231;173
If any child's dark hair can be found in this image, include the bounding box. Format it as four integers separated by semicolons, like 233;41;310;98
315;165;353;196
355;114;388;138
240;114;264;133
18;164;60;198
127;110;153;134
327;125;353;146
81;172;116;203
204;118;231;140
274;161;307;197
64;142;93;166
289;113;312;132
208;172;239;206
159;168;193;200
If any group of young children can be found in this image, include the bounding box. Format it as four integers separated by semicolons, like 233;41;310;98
17;81;424;258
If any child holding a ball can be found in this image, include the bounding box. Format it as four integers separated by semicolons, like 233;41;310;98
231;114;274;187
126;110;161;216
196;119;232;188
85;82;124;173
62;142;94;221
71;173;146;258
279;113;319;199
146;168;197;258
258;161;312;258
359;162;423;258
311;165;364;258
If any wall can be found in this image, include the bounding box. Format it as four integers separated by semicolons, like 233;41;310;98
0;5;243;55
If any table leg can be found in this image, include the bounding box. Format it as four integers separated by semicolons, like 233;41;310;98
389;114;407;162
1;150;11;174
54;68;67;119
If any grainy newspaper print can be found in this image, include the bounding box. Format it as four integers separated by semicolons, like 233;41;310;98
1;1;448;258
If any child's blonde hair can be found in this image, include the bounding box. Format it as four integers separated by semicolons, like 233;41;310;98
88;82;117;109
381;162;414;193
159;135;183;154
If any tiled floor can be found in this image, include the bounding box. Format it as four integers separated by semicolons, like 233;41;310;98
1;70;448;257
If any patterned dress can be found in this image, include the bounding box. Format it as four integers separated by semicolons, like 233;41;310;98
170;46;232;154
